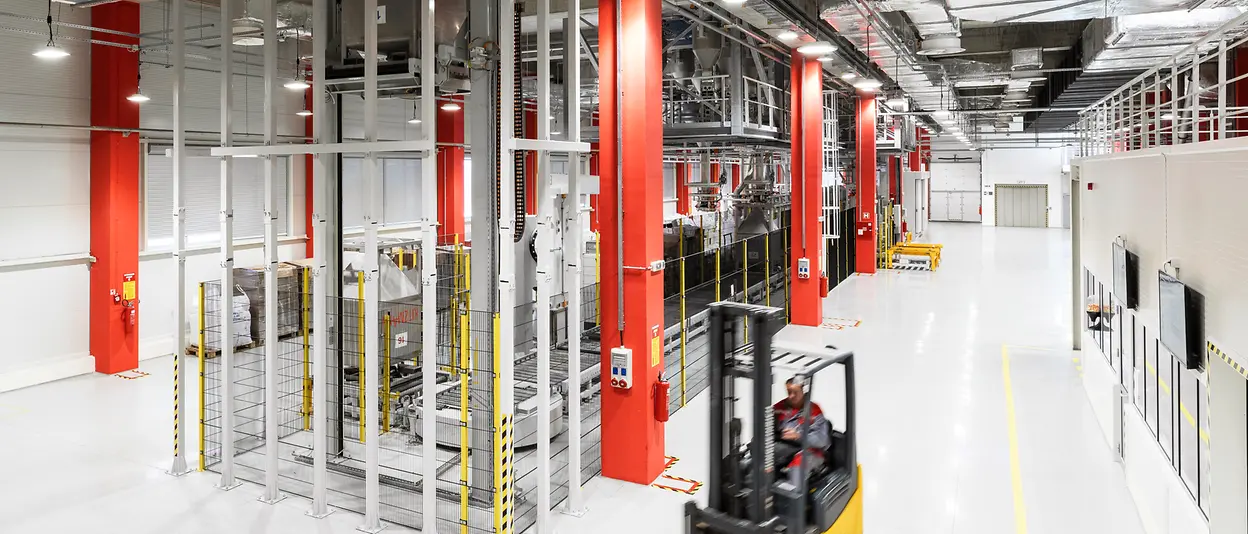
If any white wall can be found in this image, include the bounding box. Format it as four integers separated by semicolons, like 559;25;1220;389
981;147;1065;227
0;0;93;387
1077;137;1248;534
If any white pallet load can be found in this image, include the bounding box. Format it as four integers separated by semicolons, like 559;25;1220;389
891;252;933;271
203;283;254;351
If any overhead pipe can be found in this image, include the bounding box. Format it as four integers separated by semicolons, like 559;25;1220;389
661;0;787;66
759;0;895;88
881;107;1085;115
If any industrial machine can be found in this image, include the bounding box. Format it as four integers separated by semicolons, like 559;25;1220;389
685;302;863;534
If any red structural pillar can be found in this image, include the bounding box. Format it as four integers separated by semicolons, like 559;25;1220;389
731;163;741;191
907;130;921;172
854;94;878;274
90;2;141;375
789;55;824;326
304;79;315;257
675;162;691;215
438;95;466;244
887;156;899;203
525;105;537;215
598;0;666;485
590;110;601;232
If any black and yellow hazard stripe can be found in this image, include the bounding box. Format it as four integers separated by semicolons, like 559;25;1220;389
1209;341;1248;380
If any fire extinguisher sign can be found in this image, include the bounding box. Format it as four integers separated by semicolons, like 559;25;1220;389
650;325;661;368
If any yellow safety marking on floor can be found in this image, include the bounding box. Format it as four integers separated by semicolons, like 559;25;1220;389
1001;345;1028;534
819;318;862;331
115;370;150;380
663;455;679;472
651;474;703;495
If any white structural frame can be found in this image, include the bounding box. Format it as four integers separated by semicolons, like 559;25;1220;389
499;0;518;527
216;0;241;492
359;0;383;529
308;0;332;518
535;0;553;530
418;0;439;530
168;0;190;478
562;0;587;516
260;0;286;506
1078;10;1248;155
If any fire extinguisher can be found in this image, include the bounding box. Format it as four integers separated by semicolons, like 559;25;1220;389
654;380;670;423
122;302;136;332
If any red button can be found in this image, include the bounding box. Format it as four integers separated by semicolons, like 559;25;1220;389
619;380;628;388
611;378;619;387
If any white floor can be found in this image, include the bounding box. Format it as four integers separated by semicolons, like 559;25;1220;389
0;223;1146;534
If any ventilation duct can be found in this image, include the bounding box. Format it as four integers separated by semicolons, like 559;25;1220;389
1011;48;1043;71
918;36;964;56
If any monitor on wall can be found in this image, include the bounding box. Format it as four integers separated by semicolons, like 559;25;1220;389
1158;271;1204;369
1112;242;1139;309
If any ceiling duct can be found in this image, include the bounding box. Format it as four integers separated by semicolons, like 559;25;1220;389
918;36;964;56
1010;48;1043;71
952;0;1196;24
1082;7;1248;72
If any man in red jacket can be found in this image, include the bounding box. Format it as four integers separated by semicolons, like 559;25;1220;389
773;376;830;485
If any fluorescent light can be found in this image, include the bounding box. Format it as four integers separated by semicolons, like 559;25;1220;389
127;91;150;103
408;118;423;124
817;56;834;62
284;79;310;90
33;44;69;59
722;0;746;5
853;79;882;92
777;31;799;41
797;41;836;56
296;108;312;117
841;72;857;80
441;102;462;111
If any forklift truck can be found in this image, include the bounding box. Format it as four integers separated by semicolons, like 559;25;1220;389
685;302;863;534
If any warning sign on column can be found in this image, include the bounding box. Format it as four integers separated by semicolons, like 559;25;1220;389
651;325;661;367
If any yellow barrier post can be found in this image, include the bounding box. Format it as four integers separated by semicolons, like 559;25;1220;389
382;312;392;433
764;233;771;307
197;282;206;472
302;267;312;431
459;309;470;534
357;271;366;442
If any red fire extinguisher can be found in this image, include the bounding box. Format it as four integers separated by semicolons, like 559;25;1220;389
123;303;136;332
654;380;670;423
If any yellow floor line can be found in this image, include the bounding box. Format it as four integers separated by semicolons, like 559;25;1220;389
1001;345;1028;534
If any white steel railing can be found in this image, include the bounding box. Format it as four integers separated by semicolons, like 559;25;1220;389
821;91;841;281
1078;10;1248;156
661;74;791;132
743;76;788;132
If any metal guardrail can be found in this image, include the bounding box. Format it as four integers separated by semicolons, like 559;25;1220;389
1078;10;1248;156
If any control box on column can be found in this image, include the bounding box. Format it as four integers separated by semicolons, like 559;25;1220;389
610;347;633;389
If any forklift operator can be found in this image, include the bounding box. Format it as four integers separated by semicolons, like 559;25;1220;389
773;377;831;484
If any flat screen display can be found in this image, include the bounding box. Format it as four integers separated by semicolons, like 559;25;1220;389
1112;243;1138;309
1158;271;1188;359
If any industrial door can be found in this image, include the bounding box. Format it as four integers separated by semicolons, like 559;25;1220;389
995;184;1048;228
929;162;981;222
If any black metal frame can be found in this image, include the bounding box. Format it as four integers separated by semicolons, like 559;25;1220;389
689;301;857;534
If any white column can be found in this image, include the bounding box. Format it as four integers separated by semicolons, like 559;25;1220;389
419;0;439;530
498;0;518;530
561;2;586;516
535;0;553;530
309;0;332;517
260;0;284;505
217;0;240;491
360;0;383;530
169;0;190;477
1218;39;1227;140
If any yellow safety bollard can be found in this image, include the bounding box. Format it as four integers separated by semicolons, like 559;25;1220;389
357;271;365;443
197;282;206;472
459;310;470;534
302;267;312;431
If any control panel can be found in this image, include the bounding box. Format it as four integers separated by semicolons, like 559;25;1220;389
609;347;633;389
797;257;811;279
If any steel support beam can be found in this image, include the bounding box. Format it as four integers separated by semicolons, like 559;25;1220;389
259;0;285;505
420;0;439;530
308;0;332;517
359;0;382;529
536;0;554;528
562;4;587;515
216;0;241;492
168;0;191;477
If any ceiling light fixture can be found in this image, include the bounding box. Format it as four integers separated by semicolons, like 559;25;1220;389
777;31;799;41
853;79;883;92
408;101;422;124
817;56;834;62
296;107;312;117
797;41;836;56
1161;113;1175;120
284;78;310;90
841;72;857;80
34;0;68;59
232;16;265;46
441;101;462;112
722;0;746;5
127;71;149;103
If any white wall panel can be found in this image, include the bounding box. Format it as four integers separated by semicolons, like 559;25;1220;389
982;148;1064;227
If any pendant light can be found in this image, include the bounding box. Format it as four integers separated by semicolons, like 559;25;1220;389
127;70;150;103
285;30;310;90
33;0;68;59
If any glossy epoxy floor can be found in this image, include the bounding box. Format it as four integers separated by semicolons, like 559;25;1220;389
0;223;1145;533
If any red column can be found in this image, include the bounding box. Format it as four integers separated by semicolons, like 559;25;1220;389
675;162;690;215
854;94;877;274
789;55;824;326
525;104;537;215
907;130;921;172
438;95;466;244
90;2;141;375
590;110;601;232
598;0;666;485
304;80;315;257
731;163;741;191
887;155;899;203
